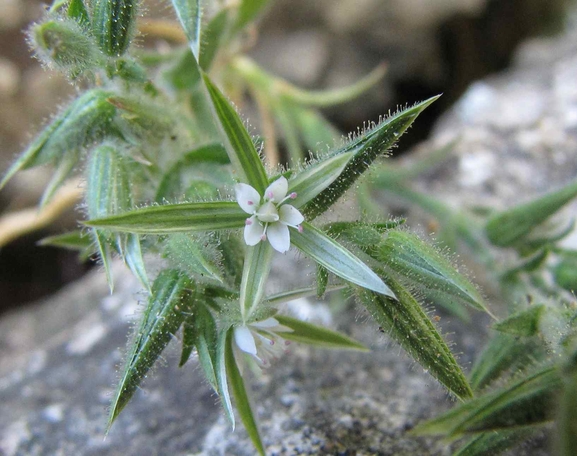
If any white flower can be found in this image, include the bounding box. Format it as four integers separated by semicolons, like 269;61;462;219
233;317;293;367
235;176;304;253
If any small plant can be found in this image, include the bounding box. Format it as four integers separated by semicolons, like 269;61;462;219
8;0;574;455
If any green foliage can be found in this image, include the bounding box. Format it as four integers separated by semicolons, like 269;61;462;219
12;0;573;454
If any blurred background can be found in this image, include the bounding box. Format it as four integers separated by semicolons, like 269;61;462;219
0;0;571;313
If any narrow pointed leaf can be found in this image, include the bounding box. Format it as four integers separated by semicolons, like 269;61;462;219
194;303;218;388
164;233;224;283
454;427;543;456
92;229;114;291
240;242;274;321
68;0;90;27
469;333;547;391
486;178;577;247
108;270;193;426
358;278;473;401
376;230;488;316
275;315;368;351
86;201;247;233
38;230;92;254
235;0;270;30
557;366;577;456
123;233;150;291
199;9;228;70
316;264;329;297
291;222;394;297
179;318;197;368
413;365;560;437
265;284;347;306
215;326;235;429
171;0;202;58
91;0;137;57
203;74;268;194
40;150;79;207
302;95;440;220
0;90;115;190
493;304;546;337
225;329;266;455
288;151;353;208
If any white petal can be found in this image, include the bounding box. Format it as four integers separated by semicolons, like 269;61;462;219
244;216;262;246
267;222;290;253
235;183;261;214
251;317;280;328
234;326;257;355
264;177;288;202
279;204;304;226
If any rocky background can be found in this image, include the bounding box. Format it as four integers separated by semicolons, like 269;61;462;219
1;0;576;454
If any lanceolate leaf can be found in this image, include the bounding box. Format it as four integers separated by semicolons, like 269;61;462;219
288;152;354;208
38;230;92;253
413;365;560;437
454;426;543;456
493;304;546;337
215;326;235;429
275;315;368;351
171;0;202;59
86;201;247;233
108;270;193;426
194;303;218;388
291;222;394;298
240;242;274;321
377;230;489;316
203;74;269;194
469;333;547;391
123;233;150;291
486;178;577;247
164;234;224;283
0;89;115;190
302;96;440;220
199;9;229;71
225;329;266;455
358;278;473;401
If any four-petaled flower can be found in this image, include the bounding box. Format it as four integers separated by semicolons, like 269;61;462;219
233;317;293;367
235;177;304;253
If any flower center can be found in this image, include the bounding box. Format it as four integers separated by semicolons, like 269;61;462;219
256;201;279;223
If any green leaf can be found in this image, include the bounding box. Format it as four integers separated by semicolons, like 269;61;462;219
413;365;560;437
316;264;329;298
92;229;114;291
469;333;547;391
358;278;473;401
454;426;543;456
557;366;577;456
0;89;115;190
376;230;489;317
288;151;354;208
179;316;197;368
240;242;274;321
171;0;202;58
291;222;394;298
234;0;270;31
302;95;440;220
85;201;247;233
38;230;93;258
486;178;577;247
68;0;90;27
39;149;79;207
91;0;137;57
225;329;266;455
164;233;224;283
493;304;546;337
275;315;368;351
215;326;235;429
280;63;387;107
264;285;346;307
199;9;229;70
203;74;268;194
122;233;150;291
193;303;218;388
108;270;193;427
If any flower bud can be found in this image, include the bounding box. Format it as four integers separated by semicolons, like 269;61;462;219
31;19;100;73
90;0;137;57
